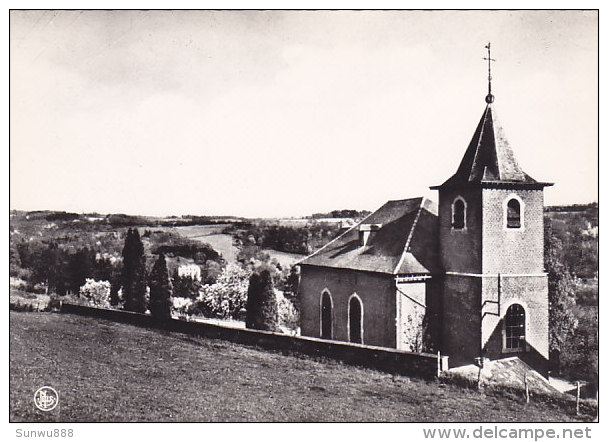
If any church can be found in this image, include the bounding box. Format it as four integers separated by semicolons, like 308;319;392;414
297;47;552;373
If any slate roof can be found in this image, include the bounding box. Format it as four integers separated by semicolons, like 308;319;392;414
432;103;551;189
299;197;440;275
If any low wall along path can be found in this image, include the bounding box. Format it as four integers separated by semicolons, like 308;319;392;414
59;303;448;379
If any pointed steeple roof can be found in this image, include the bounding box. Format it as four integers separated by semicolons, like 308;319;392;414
432;43;551;190
431;103;551;189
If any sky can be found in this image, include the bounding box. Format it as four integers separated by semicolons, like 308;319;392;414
10;10;598;218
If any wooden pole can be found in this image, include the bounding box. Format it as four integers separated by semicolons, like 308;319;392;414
524;374;530;404
576;381;581;415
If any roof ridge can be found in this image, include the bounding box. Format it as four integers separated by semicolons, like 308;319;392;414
469;104;491;182
491;106;506;181
386;196;424;204
295;204;377;265
392;197;425;274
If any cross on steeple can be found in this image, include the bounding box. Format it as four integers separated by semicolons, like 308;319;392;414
484;42;496;103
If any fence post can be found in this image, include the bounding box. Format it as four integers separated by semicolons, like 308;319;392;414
576;381;581;416
475;356;483;390
437;351;441;378
524;374;530;404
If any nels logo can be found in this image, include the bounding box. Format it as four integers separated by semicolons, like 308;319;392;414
34;386;59;412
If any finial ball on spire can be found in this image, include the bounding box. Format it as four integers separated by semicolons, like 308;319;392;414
485;93;494;104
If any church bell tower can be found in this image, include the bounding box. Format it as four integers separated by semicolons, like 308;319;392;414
430;44;553;372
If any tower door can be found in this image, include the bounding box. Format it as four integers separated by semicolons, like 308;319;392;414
349;296;363;344
321;292;332;339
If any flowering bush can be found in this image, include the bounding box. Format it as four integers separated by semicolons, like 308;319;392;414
277;289;299;333
192;263;251;319
79;279;111;308
172;297;193;317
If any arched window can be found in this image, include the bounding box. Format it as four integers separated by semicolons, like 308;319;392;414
507;198;521;229
505;304;526;350
452;197;466;230
348;295;363;344
320;291;333;340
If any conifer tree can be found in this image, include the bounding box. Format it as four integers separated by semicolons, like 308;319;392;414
149;253;172;319
246;272;261;329
122;228;147;313
246;269;278;331
68;247;95;294
109;279;121;307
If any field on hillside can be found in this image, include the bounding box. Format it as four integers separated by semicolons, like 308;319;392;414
172;225;304;267
10;312;593;423
172;224;239;263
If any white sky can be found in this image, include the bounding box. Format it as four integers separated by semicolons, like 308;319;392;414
9;10;598;217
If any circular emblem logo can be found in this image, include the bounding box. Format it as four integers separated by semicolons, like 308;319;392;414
34;386;58;411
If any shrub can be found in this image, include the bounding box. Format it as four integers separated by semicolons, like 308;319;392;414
109;280;122;307
246;269;278;331
200;260;222;284
79;279;111;308
153;241;222;263
192;264;251;319
277;290;299;332
283;265;300;299
172;273;201;299
149;253;172;319
122;228;147;313
9;301;35;312
172;297;194;317
46;296;63;312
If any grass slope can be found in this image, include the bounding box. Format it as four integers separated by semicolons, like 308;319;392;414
10;312;588;422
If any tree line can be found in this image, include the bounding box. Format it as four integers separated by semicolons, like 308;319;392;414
118;229;280;329
225;222;343;255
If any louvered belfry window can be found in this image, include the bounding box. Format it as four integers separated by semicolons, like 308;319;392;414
505;304;526;350
453;199;465;229
507;198;521;228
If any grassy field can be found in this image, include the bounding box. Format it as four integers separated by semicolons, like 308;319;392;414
172;225;239;263
171;224;304;267
10;312;592;422
264;249;304;268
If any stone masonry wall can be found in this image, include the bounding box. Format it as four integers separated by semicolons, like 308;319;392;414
396;281;426;352
299;265;397;348
438;187;482;274
481;188;545;274
441;274;482;367
481;274;549;373
60;302;447;379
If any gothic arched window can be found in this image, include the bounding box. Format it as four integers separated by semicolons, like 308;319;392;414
505;304;526;350
320;290;333;340
452;197;466;230
507;198;521;229
348;295;363;344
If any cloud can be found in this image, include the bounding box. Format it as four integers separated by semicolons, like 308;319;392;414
10;11;598;216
